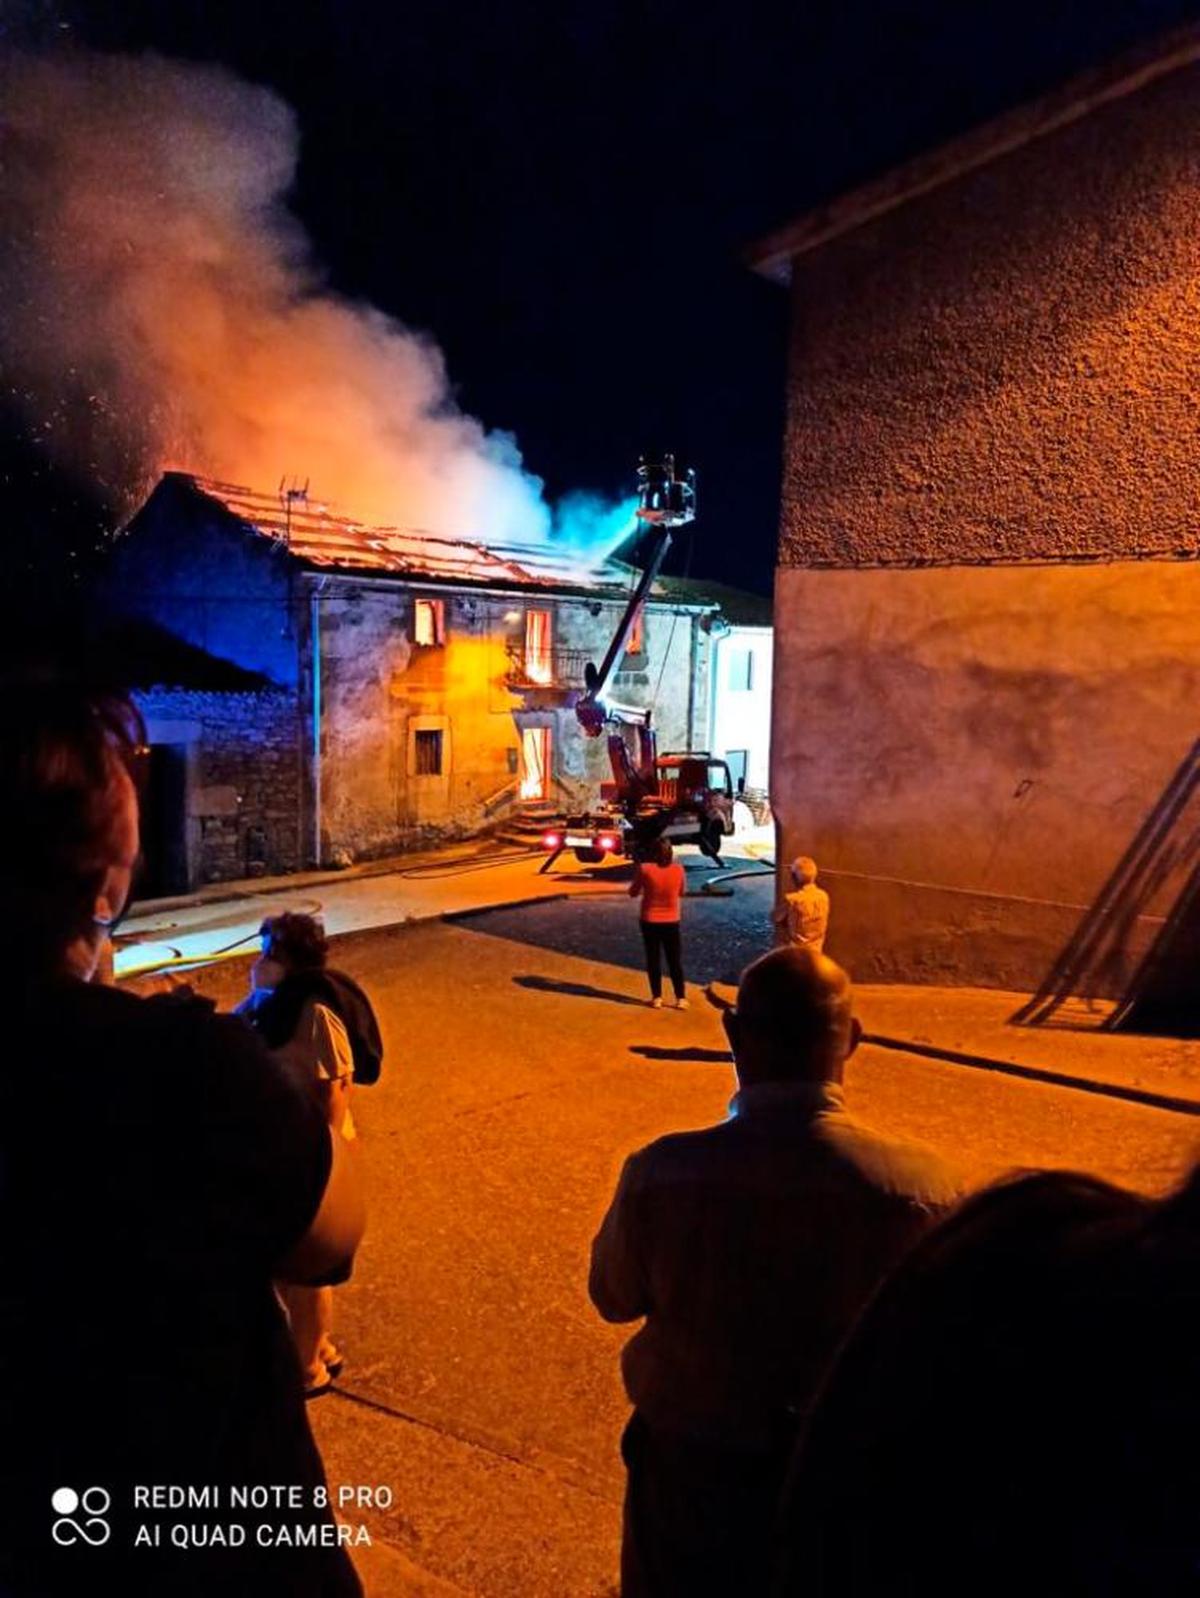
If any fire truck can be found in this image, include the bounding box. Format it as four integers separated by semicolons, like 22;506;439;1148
540;457;735;868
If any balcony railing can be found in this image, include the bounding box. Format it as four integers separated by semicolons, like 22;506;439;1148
504;643;590;689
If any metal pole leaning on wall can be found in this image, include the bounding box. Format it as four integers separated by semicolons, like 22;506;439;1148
1108;845;1200;1035
1012;739;1200;1025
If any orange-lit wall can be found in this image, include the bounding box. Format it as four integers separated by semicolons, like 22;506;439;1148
775;60;1200;988
315;584;710;861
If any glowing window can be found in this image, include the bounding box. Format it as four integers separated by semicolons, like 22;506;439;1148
520;726;551;799
525;609;553;684
414;729;443;775
414;598;445;646
626;607;645;656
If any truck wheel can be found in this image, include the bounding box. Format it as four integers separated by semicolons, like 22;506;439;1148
698;821;723;860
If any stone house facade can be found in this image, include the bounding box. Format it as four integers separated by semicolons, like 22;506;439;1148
108;473;718;892
751;27;1200;990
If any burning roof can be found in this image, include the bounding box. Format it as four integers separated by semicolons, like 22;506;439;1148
177;473;640;596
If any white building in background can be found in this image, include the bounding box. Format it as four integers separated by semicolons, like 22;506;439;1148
710;623;773;794
668;579;774;797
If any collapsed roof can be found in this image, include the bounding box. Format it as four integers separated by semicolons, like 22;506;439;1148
170;472;647;598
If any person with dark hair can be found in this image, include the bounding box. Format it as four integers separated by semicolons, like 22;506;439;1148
241;914;355;1144
238;911;382;1395
589;946;961;1598
630;836;688;1008
0;687;145;976
241;912;384;1093
257;909;332;971
0;682;365;1597
774;1161;1200;1596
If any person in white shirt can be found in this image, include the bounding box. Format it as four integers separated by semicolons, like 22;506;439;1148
773;854;830;952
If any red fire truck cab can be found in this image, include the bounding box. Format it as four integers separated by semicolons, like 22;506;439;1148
542;751;735;865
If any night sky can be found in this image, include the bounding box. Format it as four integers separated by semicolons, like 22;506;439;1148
5;0;1200;597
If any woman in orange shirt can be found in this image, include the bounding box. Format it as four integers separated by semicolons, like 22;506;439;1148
630;837;689;1009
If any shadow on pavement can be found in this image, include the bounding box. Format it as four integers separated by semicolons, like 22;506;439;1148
514;974;647;1007
629;1045;733;1063
458;877;774;988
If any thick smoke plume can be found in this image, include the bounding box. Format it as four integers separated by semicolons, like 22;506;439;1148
0;50;632;554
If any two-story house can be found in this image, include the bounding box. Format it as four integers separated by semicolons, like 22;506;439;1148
106;472;720;893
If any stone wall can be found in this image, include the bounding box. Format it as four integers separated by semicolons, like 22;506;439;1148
773;59;1200;987
315;581;712;861
315;585;509;859
136;686;304;885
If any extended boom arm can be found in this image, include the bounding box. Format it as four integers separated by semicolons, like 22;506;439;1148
576;455;696;739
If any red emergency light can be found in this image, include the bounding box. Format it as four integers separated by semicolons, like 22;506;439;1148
541;832;562;851
597;834;618;852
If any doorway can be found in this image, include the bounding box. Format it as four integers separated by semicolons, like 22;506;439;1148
520;726;551;800
138;743;189;898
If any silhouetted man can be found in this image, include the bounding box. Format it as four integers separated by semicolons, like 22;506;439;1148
775;1161;1200;1595
590;946;961;1597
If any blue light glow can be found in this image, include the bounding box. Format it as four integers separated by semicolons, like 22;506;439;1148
551;492;639;564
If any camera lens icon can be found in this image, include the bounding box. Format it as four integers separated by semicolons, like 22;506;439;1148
51;1486;111;1547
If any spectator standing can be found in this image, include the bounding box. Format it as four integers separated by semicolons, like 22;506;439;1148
630;837;688;1008
775;1161;1200;1596
773;855;830;952
238;912;382;1396
0;683;365;1597
589;946;961;1598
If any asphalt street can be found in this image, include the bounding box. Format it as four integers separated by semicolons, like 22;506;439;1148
459;857;776;989
180;903;1195;1597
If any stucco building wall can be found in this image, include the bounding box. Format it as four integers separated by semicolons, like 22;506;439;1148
774;563;1200;986
781;62;1200;570
774;59;1200;988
